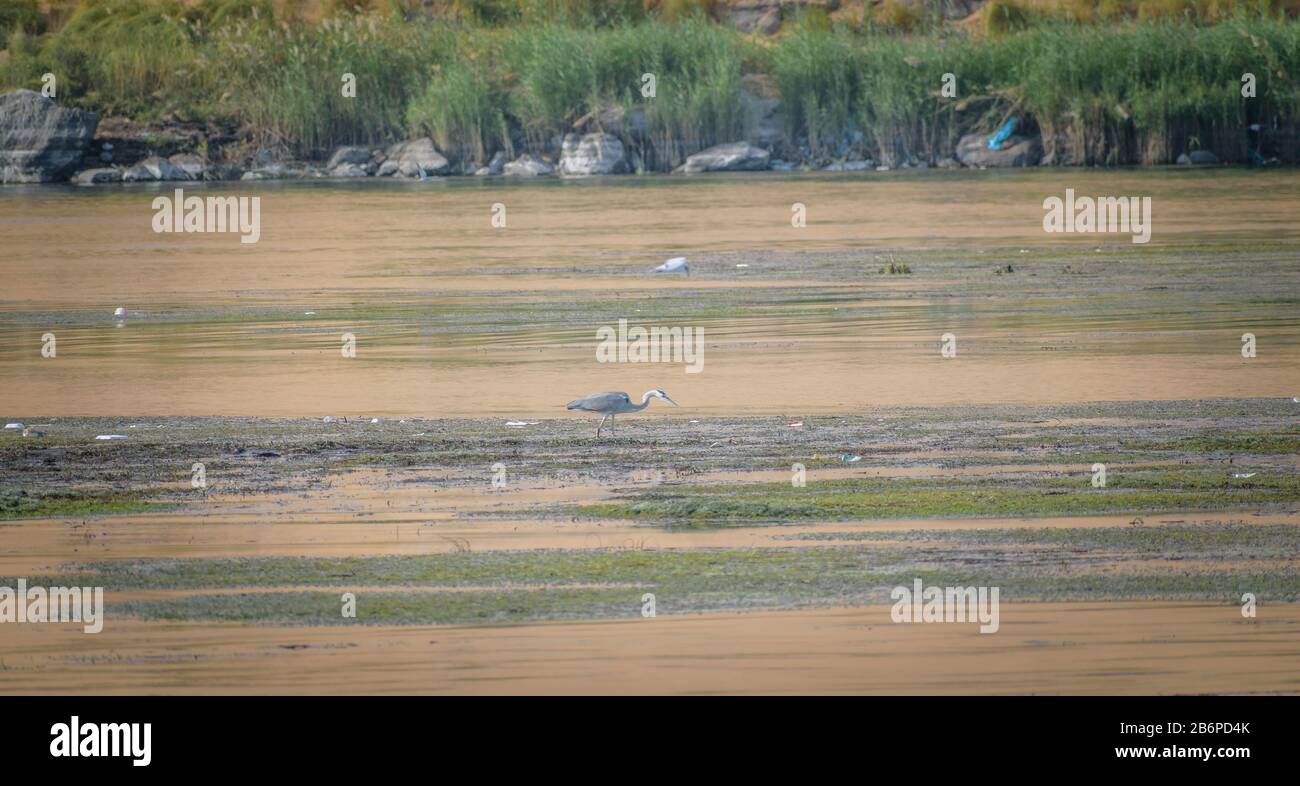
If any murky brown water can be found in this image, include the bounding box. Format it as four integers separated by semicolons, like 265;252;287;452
2;169;1298;417
4;603;1296;695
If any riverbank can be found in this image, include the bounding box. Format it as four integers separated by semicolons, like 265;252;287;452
2;2;1298;184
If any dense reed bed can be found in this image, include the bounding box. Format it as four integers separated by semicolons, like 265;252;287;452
2;0;1297;166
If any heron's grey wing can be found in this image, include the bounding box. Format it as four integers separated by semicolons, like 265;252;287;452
566;392;630;412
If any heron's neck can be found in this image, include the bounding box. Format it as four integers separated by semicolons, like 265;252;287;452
635;391;656;410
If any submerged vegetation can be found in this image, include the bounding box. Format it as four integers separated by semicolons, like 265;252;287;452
576;469;1300;524
20;522;1300;625
1;0;1297;166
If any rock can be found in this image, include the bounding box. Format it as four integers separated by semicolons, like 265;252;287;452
73;168;122;185
936;157;961;169
558;133;629;175
376;160;400;177
487;151;507;175
209;162;244;181
502;153;554;177
597;106;648;140
727;1;783;35
474;167;492;176
240;164;289;181
121;163;156;182
0;89;99;183
677;141;771;174
330;162;369;177
326;145;372;169
1178;150;1219;165
122;155;191;181
955;132;1042;167
168;153;210;180
824;159;872;172
725;0;841;35
152;156;191;180
386;137;450;177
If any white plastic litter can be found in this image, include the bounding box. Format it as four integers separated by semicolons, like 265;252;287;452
653;257;689;274
4;423;23;429
506;420;540;427
113;307;126;318
95;434;127;440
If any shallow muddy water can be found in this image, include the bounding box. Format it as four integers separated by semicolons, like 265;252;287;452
3;603;1296;695
2;169;1298;417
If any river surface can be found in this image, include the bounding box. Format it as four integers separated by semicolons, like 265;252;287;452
2;168;1298;418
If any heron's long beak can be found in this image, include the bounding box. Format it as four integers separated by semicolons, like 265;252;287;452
662;394;679;407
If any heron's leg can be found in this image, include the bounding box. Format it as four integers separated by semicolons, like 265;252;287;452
610;413;616;434
596;414;608;437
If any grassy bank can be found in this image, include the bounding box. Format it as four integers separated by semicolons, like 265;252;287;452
2;0;1298;167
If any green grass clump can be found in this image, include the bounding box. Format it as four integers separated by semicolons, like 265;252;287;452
0;0;44;43
210;13;453;156
0;488;156;519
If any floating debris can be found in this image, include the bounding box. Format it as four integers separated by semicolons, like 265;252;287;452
840;454;862;463
4;423;23;430
113;307;126;318
788;421;804;428
95;434;127;440
506;420;540;427
1233;472;1257;479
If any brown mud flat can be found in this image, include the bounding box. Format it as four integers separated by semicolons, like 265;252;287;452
4;500;1299;576
1;603;1295;695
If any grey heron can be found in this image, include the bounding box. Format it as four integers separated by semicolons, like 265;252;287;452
566;389;678;437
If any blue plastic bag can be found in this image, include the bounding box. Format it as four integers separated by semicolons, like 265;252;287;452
988;117;1017;150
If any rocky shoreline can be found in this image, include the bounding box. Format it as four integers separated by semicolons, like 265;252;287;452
0;87;1233;187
